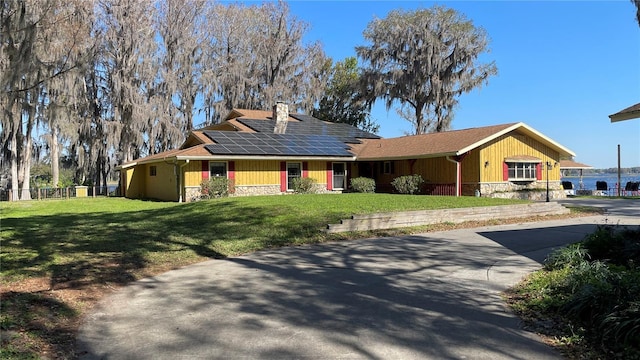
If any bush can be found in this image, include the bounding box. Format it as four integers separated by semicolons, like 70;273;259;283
200;177;232;198
583;225;640;266
350;177;376;193
290;177;317;194
522;225;640;356
391;174;424;194
543;243;589;271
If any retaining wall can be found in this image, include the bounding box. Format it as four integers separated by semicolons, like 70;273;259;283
325;202;570;233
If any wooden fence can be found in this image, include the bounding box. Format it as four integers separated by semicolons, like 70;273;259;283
0;186;120;201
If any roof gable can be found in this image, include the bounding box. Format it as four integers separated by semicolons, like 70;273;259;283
355;122;574;160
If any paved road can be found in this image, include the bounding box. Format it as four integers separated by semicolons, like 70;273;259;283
77;199;639;360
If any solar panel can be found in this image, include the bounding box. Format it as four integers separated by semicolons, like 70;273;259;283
203;131;354;157
237;115;380;144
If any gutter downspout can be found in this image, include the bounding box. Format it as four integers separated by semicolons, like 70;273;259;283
446;156;460;197
178;159;190;203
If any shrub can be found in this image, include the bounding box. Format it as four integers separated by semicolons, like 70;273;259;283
523;225;640;356
583;225;640;266
391;174;424;194
350;177;376;193
200;177;232;198
543;243;589;271
290;177;317;194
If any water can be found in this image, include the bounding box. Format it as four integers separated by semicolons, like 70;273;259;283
561;174;640;191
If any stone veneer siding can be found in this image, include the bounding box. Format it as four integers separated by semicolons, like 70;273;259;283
465;181;566;201
185;184;338;201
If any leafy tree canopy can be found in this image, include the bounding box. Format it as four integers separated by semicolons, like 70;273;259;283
312;57;379;134
356;6;497;134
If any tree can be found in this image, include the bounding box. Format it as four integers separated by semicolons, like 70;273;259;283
155;0;205;149
98;0;158;163
312;57;379;134
633;0;640;26
201;1;328;124
356;6;497;134
1;0;94;200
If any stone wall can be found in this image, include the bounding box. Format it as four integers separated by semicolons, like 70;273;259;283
185;186;201;202
475;181;566;201
232;185;282;196
325;202;570;233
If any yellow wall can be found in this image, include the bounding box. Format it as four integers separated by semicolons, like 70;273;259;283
184;160;203;187
479;133;561;182
412;157;457;183
461;150;481;183
123;166;145;199
145;162;178;201
235;160;280;185
307;161;329;185
233;160;330;186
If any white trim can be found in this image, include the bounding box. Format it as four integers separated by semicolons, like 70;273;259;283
332;162;347;190
457;122;575;158
286;161;302;191
208;160;229;179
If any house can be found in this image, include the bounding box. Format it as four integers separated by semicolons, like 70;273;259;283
609;102;640;122
117;103;575;202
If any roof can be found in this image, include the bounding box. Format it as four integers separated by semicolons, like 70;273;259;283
559;159;593;169
609;103;640;122
203;131;354;157
118;108;576;168
117;145;212;169
354;122;575;160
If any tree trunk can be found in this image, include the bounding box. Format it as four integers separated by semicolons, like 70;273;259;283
51;125;60;187
19;96;37;201
9;127;19;202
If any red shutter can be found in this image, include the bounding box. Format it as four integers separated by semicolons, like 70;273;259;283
280;162;287;192
302;162;308;178
536;163;542;180
326;162;333;190
202;161;209;180
228;161;235;180
502;163;509;181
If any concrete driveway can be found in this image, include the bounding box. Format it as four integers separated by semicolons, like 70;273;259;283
77;200;639;360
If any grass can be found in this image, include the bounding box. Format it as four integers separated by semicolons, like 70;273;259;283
0;194;530;283
0;194;591;359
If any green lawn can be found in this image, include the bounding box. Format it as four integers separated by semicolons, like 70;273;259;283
1;194;526;284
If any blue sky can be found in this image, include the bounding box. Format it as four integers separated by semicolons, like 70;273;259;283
285;0;640;169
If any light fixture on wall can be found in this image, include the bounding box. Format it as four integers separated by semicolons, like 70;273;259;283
484;161;489;168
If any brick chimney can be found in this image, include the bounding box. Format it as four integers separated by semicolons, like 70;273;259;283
273;102;288;134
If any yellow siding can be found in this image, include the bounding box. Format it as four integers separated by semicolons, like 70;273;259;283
307;161;328;185
412;158;457;183
235;160;280;186
184;160;203;187
123;166;145;199
461;150;481;183
145;162;178;201
479;133;561;182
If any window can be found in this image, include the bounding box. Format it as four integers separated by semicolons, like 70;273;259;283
150;166;157;176
209;161;227;178
507;162;537;180
333;162;346;190
383;161;395;174
287;162;301;190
